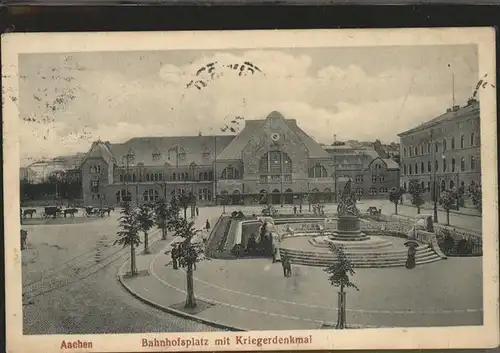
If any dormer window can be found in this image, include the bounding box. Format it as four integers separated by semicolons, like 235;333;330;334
178;148;186;161
202;146;211;159
152;149;161;161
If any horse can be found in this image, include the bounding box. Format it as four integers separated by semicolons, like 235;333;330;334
85;207;100;217
63;208;79;218
100;207;114;217
23;209;37;218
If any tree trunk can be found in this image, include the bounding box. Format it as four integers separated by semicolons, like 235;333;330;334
417;206;420;214
336;285;346;329
144;232;150;254
130;243;137;276
184;262;197;308
446;210;450;226
394;203;398;215
161;227;167;240
183;207;187;220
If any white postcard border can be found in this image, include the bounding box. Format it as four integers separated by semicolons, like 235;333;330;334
2;27;499;352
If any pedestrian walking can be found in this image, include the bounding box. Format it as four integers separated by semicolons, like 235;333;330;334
205;219;211;232
293;206;297;216
281;253;292;277
299;204;302;214
171;245;178;270
196;207;199;217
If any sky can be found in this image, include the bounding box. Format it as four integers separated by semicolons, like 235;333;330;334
17;44;479;165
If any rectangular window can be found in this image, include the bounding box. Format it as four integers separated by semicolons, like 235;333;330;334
371;175;377;183
379;176;385;183
90;180;99;193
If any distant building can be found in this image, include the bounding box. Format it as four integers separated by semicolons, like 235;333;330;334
79;111;341;207
398;99;481;200
324;142;400;199
21;153;85;183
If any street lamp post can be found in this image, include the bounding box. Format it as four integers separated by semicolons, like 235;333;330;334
430;129;439;223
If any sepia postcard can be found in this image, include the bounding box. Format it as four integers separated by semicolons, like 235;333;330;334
2;28;499;352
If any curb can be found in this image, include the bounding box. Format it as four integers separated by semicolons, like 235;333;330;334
117;239;245;332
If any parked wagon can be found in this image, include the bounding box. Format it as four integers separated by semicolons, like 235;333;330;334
42;206;62;219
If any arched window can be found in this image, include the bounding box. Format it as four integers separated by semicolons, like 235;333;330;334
409;146;414;156
443;158;447;172
409;165;412;175
204;172;209;181
221;166;240;180
440;180;446;191
460;135;465;149
435;160;439;172
461;157;466;171
434;142;439;153
421;181;425;190
308;164;328;178
208;171;214;181
199;172;204;181
449;180;455;189
427;143;431;154
470;132;475;146
132;174;137;182
259;151;292;174
403;165;407;175
198;189;203;200
470;156;476;171
146;173;150;181
421;162;424;174
172;173;176;181
451;137;455;150
143;189;159;202
427;181;431;191
119;174;124;182
403;148;407;157
451;158;456;172
415;163;419;175
116;189;131;203
420;145;424;155
427;161;431;173
442;139;447;152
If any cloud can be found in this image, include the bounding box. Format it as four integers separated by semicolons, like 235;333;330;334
18;49;478;165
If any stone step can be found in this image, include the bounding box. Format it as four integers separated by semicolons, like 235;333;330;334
291;257;441;268
308;239;394;250
283;252;437;263
283;248;442;268
285;254;441;268
284;246;434;256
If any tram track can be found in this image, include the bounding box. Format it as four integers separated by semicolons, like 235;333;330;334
23;229;163;302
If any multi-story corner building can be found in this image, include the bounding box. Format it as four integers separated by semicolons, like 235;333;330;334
398;99;481;200
324;143;400;199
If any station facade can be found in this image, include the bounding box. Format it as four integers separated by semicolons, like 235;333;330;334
80;110;400;207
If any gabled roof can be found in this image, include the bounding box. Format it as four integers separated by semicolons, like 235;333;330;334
107;135;235;167
382;158;400;170
217;111;331;160
368;156;400;171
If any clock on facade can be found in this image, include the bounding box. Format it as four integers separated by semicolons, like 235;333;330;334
271;133;280;141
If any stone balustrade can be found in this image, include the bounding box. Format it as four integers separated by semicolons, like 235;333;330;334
414;230;448;259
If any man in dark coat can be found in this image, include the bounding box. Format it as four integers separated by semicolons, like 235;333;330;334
205;219;211;231
171;245;178;270
281;253;292;277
